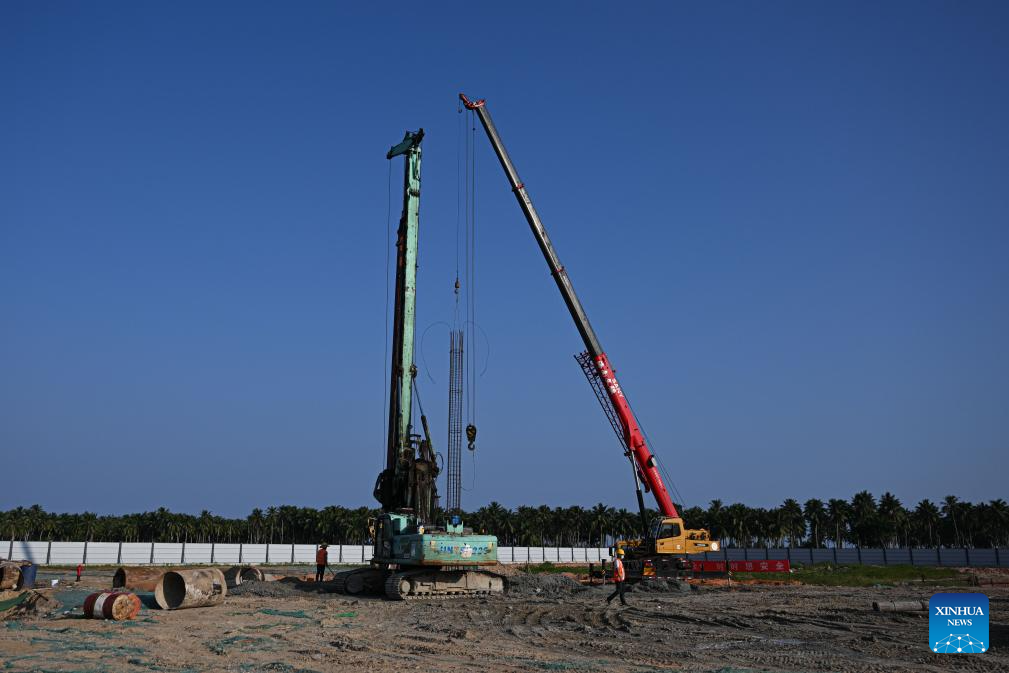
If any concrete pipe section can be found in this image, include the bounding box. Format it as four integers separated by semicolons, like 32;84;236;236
241;566;265;582
222;565;266;588
155;568;227;610
0;564;21;591
222;566;243;588
872;600;928;612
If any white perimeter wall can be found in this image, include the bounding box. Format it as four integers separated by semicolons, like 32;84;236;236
0;540;612;566
5;541;1006;567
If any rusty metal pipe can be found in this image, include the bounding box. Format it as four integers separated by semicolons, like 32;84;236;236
113;567;180;592
155;568;227;610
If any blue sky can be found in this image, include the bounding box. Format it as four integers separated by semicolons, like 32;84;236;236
2;1;1007;518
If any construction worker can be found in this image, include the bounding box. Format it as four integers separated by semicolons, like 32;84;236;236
315;543;329;582
605;548;628;606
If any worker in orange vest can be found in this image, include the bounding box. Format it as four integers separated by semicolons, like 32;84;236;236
315;543;329;582
605;548;628;606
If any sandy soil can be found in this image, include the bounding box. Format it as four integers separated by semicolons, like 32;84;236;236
1;566;1006;673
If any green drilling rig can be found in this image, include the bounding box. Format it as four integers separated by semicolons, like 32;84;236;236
332;129;504;599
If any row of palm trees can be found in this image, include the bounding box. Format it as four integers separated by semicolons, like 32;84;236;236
3;493;1006;549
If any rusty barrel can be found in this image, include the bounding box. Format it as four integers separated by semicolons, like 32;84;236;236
155;568;227;610
83;592;142;620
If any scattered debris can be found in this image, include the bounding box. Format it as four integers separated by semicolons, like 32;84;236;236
258;608;312;619
208;634;274;655
1;590;56;621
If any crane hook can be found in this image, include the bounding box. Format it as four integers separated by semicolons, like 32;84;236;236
466;423;477;451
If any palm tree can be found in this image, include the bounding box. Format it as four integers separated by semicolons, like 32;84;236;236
988;499;1009;548
803;499;826;548
706;500;725;541
724;503;748;547
826;499;850;548
849;491;879;548
588;503;614;547
942;496;961;548
877;492;904;548
780;499;806;547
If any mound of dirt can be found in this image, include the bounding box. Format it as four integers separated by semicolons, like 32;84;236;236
632;578;693;593
229;580;302;598
229;577;342;599
506;573;590;597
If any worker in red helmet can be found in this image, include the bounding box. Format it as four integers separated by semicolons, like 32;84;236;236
605;548;628;606
315;543;329;582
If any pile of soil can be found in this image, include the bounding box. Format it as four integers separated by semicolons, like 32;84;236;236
229;577;339;598
506;573;590;597
229;580;302;598
632;578;693;593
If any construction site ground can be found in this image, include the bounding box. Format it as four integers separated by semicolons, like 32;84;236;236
1;565;1006;673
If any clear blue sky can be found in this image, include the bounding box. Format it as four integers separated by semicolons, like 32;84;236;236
2;1;1007;518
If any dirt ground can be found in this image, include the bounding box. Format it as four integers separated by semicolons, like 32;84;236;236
1;566;1006;673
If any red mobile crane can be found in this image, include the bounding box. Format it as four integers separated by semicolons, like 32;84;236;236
460;93;724;577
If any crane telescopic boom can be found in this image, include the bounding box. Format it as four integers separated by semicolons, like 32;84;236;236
459;93;679;519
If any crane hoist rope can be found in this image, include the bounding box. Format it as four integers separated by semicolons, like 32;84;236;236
462;105;478;452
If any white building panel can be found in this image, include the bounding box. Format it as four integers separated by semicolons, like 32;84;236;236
152;543;183;564
212;544;241;564
241;544;267;564
85;542;120;564
293;545;316;564
267;544;293;563
49;542;85;565
7;541;50;564
184;544;213;564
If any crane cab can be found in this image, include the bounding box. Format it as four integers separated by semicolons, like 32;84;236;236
650;517;719;555
615;517;720;581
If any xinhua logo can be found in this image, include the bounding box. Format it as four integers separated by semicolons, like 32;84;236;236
929;593;988;654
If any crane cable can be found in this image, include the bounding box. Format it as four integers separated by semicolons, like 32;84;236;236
637;418;690;513
464;106;478;451
454;98;462;328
